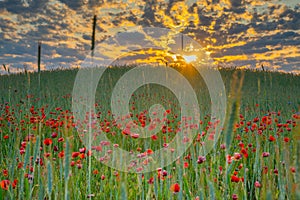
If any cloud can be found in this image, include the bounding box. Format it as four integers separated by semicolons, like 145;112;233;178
0;0;299;74
0;0;49;14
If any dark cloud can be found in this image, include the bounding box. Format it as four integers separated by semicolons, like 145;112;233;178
227;7;245;14
58;0;83;10
0;0;48;14
87;0;104;8
230;0;243;8
211;0;220;4
227;23;249;35
0;39;34;55
197;11;213;26
286;57;300;63
214;31;300;57
140;0;157;26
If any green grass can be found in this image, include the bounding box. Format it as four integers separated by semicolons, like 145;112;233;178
0;66;299;199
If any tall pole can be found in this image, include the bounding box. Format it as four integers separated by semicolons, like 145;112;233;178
38;41;41;105
88;14;97;198
91;15;97;57
38;41;41;74
181;33;184;51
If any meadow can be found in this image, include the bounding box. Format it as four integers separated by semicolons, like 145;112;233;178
0;66;299;199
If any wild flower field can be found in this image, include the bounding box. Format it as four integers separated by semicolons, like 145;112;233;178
0;67;299;199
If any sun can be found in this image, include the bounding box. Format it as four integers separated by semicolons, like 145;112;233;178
182;55;197;63
110;49;199;67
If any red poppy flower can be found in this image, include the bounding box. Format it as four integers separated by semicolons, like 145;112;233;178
51;132;58;138
44;153;50;158
284;137;290;143
146;149;153;155
148;177;154;184
263;166;268;174
197;156;206;164
58;151;64;158
79;153;85;159
268;135;276;142
262;152;270;157
254;181;261;188
92;146;102;152
162;170;168;177
131;133;139;139
151;135;158;141
12;179;18;189
262;116;272;125
184;162;189;168
226;155;233;164
170;183;180;193
43;138;52;146
233;153;242;160
220;144;226;149
231;175;240;183
232;194;238;200
79;147;86;153
290;167;296;173
2;169;8;177
122;129;130;135
72;152;80;158
87;150;92;156
17;162;23;169
0;180;10;190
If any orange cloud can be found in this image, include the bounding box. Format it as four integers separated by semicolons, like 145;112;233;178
215;54;249;62
252;46;300;61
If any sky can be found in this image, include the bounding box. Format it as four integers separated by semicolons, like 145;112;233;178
0;0;299;74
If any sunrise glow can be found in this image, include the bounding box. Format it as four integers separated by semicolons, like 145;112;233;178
182;55;197;63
